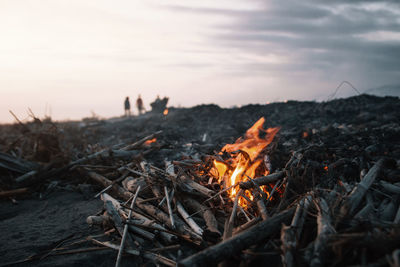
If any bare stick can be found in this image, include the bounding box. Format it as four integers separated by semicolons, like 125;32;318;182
0;188;29;198
233;217;261;235
120;131;162;151
91;238;139;255
257;199;269;221
165;186;175;229
203;183;238;203
223;189;242;240
248;177;269;220
116;185;141;267
15;170;38;184
239;206;251;222
183;198;221;237
148;244;180;253
176;201;203;236
94;174;127;198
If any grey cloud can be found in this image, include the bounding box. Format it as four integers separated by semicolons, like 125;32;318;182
167;0;400;93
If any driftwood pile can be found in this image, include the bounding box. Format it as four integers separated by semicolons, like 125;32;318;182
1;94;400;266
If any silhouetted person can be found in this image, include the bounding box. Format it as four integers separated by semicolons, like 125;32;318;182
124;96;131;117
136;94;144;115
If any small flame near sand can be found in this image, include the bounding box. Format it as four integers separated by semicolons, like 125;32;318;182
209;117;281;208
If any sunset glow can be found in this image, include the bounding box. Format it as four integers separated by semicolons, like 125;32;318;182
1;0;399;123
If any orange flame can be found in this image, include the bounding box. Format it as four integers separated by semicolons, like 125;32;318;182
163;109;168;115
210;117;280;207
144;138;157;145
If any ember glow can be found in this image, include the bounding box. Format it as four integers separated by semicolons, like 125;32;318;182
144;138;157;145
210;117;280;207
163;109;169;116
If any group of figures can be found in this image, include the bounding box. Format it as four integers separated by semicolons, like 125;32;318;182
124;95;168;116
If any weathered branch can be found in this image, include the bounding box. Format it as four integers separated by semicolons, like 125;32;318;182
239;171;284;190
339;159;383;220
310;197;336;267
179;207;295;267
281;195;312;267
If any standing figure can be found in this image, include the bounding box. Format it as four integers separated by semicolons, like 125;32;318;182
124;96;131;117
136;94;144;115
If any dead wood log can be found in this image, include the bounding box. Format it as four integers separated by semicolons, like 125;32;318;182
120;131;162;151
90;238;139;256
281;195;312;267
86;215;112;227
70;131;161;167
354;202;374;221
91;238;175;267
280;225;296;267
256;198;269;221
182;198;221;238
247;177;269;220
394;204;400;224
15;170;38;184
0;152;39;173
88;171;201;241
142;251;176;267
339;159;383;220
233;217;261;235
180;176;214;197
239;171;284;190
310;197;336;267
380;180;400;194
0;187;29;198
176;201;203;236
136;197;201;241
382;197;398;221
94;173;129;198
116;185;141;267
164;186;175;229
148;244;180;253
129;212;178;244
104;200;137;249
179;207;295;267
128;225;155;241
15;146;145;186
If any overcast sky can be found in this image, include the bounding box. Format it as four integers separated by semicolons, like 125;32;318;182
1;0;399;122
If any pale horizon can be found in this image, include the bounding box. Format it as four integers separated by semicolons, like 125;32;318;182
1;0;399;123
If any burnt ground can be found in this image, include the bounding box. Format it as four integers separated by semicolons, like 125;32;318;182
0;94;399;266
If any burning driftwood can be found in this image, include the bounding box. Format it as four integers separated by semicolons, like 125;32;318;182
1;95;399;266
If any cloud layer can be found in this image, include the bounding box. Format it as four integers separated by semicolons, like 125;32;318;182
0;0;399;122
169;0;400;92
